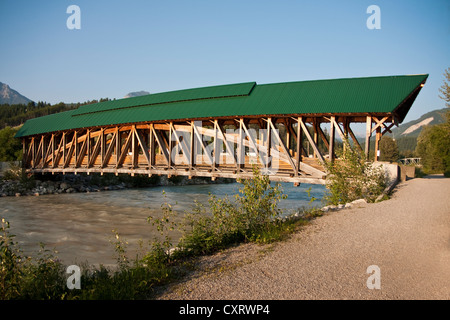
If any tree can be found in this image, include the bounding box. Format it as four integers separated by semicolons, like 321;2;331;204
415;123;450;175
416;67;450;176
0;127;22;161
379;136;399;162
439;67;450;107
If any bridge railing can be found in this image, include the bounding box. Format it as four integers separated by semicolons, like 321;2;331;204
398;158;421;166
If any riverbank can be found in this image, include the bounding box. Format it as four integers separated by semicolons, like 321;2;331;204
157;175;450;300
0;172;234;197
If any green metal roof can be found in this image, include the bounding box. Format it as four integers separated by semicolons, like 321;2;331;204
15;74;428;138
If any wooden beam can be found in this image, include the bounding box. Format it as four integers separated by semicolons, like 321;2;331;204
266;118;272;169
135;128;150;166
101;130;117;168
329;116;335;161
64;134;76;168
374;126;381;162
347;124;363;153
299;117;325;164
152;127;170;165
191;121;213;165
371;116;389;133
365;116;372;160
295;117;302;176
89;132;102;168
117;129;133;168
75;132;88;168
216;122;238;168
269;118;297;173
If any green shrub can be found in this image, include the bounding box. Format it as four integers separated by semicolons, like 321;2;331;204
324;139;387;205
178;166;287;255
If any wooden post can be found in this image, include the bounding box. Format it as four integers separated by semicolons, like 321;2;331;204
238;119;245;169
149;124;155;167
168;122;173;169
212;120;219;170
189;122;195;171
329;116;335;162
295;117;303;176
365;116;372;160
266;118;272;170
374;126;381;162
313;119;319;159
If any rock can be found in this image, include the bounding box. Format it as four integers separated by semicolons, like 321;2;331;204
321;206;330;212
34;192;40;196
345;203;353;209
337;204;344;209
351;199;367;205
66;188;75;193
15;193;21;197
60;182;69;190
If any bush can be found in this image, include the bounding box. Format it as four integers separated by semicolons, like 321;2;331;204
324;139;387;205
178;166;287;255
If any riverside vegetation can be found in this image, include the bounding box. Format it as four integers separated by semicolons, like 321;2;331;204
1;159;387;299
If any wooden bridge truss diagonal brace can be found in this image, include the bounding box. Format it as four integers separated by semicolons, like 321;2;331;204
191;121;213;165
152;126;170;165
267;118;297;174
214;121;239;170
296;117;325;165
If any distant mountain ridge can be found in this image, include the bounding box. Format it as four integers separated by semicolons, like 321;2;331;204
0;82;33;105
124;91;150;98
388;108;447;139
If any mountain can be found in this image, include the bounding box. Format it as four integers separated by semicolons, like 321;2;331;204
124;91;150;98
0;82;33;105
388;108;447;139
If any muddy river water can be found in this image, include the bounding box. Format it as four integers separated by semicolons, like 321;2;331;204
0;182;325;266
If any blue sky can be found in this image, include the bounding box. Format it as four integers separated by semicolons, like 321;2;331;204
0;0;449;124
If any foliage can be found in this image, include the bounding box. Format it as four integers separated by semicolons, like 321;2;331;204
0;127;22;161
178;166;287;255
324;139;387;205
439;67;450;108
415;116;450;176
379;136;399;162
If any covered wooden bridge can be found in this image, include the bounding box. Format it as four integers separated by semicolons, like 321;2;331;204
15;74;428;185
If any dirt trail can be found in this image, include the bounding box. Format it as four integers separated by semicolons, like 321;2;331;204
159;176;450;300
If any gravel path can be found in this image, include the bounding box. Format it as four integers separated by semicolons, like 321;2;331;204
158;176;450;300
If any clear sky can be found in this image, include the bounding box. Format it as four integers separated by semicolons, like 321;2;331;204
1;0;449;124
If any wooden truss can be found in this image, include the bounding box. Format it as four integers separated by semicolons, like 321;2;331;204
21;114;397;185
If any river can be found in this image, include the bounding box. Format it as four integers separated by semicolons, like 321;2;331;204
0;182;326;266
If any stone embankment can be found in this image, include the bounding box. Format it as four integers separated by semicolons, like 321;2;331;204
0;174;232;197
